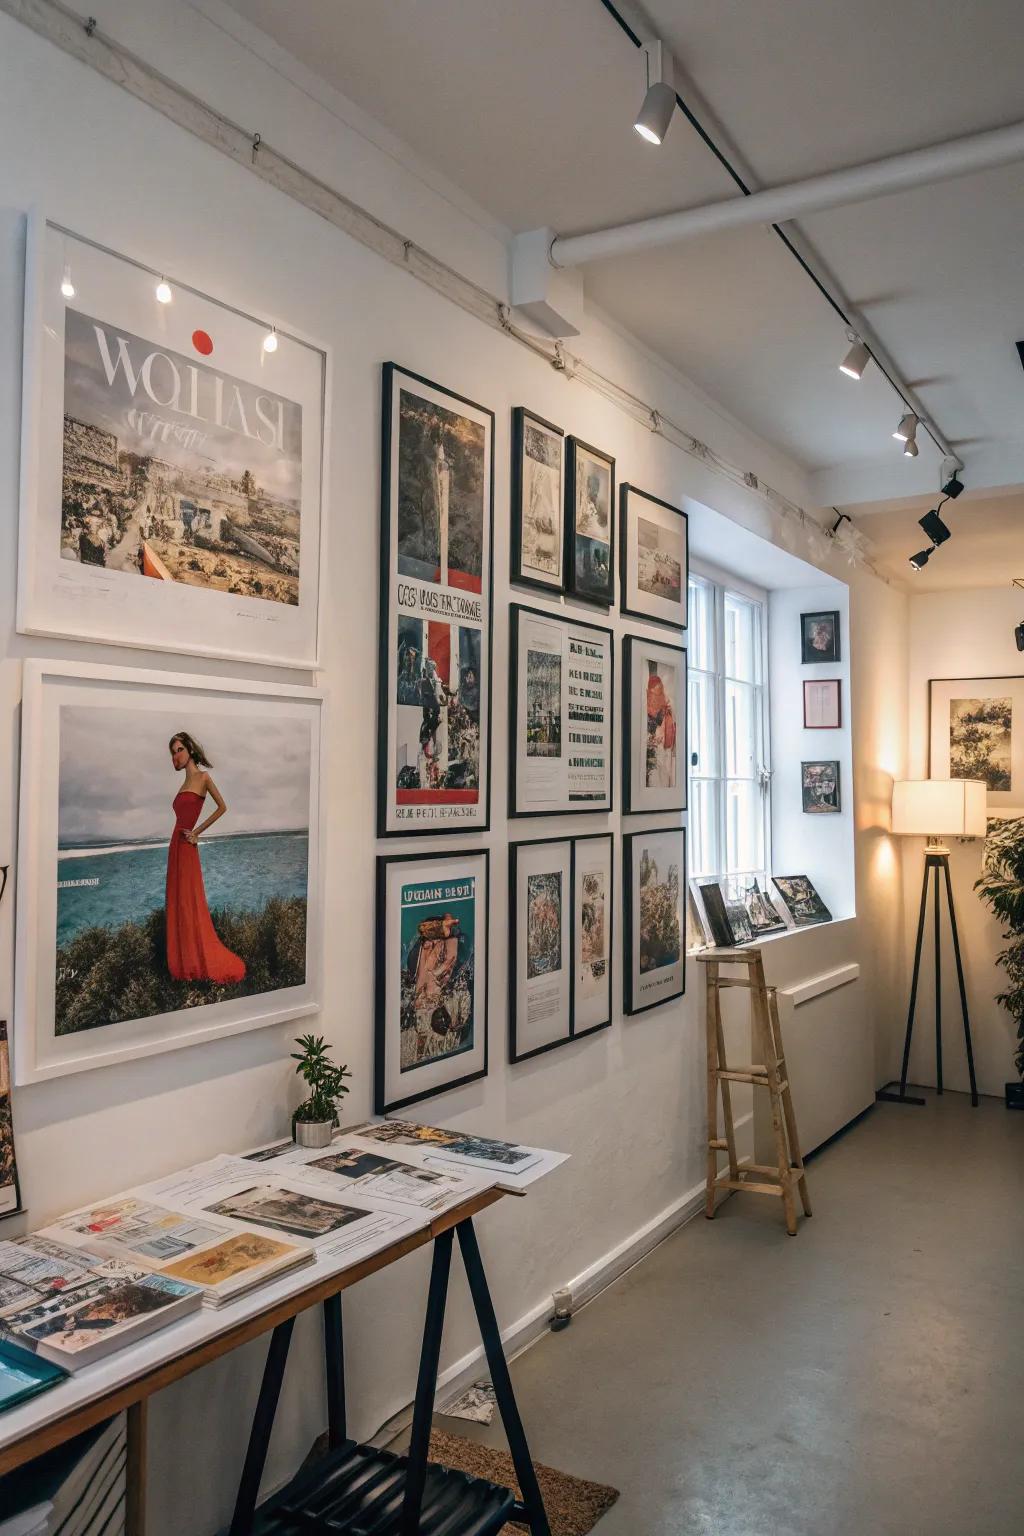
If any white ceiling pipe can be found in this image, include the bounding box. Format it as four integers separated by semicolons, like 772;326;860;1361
550;119;1024;267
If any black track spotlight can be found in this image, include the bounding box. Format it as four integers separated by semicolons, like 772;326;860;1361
918;508;951;546
909;547;933;571
1016;619;1024;653
942;472;965;499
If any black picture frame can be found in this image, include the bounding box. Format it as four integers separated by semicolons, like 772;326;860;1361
801;759;841;814
564;436;615;607
619;484;689;630
509;602;615;818
0;1021;25;1223
623;826;687;1017
772;875;832;927
377;362;495;838
374;848;490;1114
510;407;564;595
803;678;842;729
800;609;841;665
622;634;688;814
509;832;614;1063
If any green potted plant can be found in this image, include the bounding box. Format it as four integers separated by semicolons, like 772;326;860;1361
291;1033;352;1147
974;816;1024;1109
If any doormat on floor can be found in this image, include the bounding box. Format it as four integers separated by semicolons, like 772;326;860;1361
427;1427;619;1535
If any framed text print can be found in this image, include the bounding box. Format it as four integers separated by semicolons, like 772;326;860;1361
509;604;614;817
375;849;489;1114
379;364;494;836
623;635;687;814
620;485;688;629
18;217;326;669
929;676;1024;808
803;678;842;729
565;437;615;606
511;407;564;594
15;660;324;1084
623;826;686;1017
509;832;613;1063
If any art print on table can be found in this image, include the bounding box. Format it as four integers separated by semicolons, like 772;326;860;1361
772;875;832;927
0;1024;23;1219
803;679;842;729
623;828;685;1016
620;485;688;629
802;760;841;814
511;407;563;592
18;218;326;668
509;604;614;816
379;365;493;835
204;1185;361;1240
375;851;489;1114
929;677;1024;806
14;660;323;1084
800;610;841;665
565;437;615;606
623;635;687;813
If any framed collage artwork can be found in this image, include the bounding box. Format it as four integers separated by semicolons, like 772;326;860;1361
510;407;564;594
565;436;615;606
622;635;687;814
623;826;686;1017
619;484;688;628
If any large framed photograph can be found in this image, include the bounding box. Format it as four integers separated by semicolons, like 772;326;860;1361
620;485;688;629
623;635;687;813
929;676;1024;808
565;437;615;606
15;661;324;1084
801;760;841;814
801;610;841;664
18;217;326;669
623;827;685;1017
509;833;613;1062
379;364;493;836
511;407;564;593
375;850;489;1114
509;604;614;817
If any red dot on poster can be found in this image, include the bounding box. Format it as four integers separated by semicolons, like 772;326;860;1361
192;329;213;355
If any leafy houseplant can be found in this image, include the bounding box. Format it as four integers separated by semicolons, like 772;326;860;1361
974;817;1024;1104
291;1033;352;1147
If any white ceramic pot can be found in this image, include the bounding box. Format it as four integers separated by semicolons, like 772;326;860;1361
294;1118;334;1149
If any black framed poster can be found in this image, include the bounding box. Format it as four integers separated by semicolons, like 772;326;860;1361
623;634;687;814
378;363;494;836
800;610;841;664
565;436;615;606
623;826;686;1016
509;604;614;817
511;407;564;594
620;484;688;629
374;849;489;1114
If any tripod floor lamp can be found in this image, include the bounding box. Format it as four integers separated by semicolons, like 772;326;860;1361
877;778;985;1108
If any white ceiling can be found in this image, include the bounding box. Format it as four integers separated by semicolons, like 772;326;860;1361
846;488;1024;593
223;0;1024;509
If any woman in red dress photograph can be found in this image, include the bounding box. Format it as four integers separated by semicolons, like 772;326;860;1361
166;732;246;984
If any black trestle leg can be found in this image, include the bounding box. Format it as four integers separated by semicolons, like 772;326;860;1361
400;1228;454;1536
229;1316;295;1536
323;1292;346;1448
456;1220;551;1536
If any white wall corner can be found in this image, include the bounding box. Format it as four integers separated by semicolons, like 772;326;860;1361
510;227;583;338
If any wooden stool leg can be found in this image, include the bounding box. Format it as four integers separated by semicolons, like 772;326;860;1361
705;962;720;1219
715;1005;740;1184
769;989;812;1218
753;962;797;1236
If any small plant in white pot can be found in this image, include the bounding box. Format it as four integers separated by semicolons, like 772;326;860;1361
291;1033;352;1148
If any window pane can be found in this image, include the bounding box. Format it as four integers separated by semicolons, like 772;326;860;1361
725;681;756;779
725;779;763;876
724;593;756;682
688;779;718;878
688;578;714;672
688;670;717;779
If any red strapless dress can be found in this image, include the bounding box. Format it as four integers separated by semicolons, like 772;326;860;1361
165;791;246;984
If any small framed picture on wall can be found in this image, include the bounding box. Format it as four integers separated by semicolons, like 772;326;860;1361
620;485;688;629
623;635;687;814
803;678;842;729
565;437;615;606
801;759;841;814
510;407;564;594
623;826;686;1016
801;609;841;664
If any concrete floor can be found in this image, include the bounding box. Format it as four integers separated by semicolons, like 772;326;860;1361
435;1092;1024;1535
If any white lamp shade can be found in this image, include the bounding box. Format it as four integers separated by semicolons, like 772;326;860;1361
891;779;987;838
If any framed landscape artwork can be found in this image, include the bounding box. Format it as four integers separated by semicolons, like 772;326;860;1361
510;407;564;593
803;678;842;729
565;436;615;606
18;217;327;669
15;660;324;1084
620;485;688;629
929;676;1024;808
772;875;832;927
375;849;489;1114
800;610;841;664
802;760;841;814
509;604;614;817
509;833;613;1062
379;363;494;836
623;827;686;1016
623;635;687;814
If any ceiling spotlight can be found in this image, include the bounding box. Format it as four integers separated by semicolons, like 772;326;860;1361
155;277;172;304
634;40;675;146
942;471;965;499
839;337;871;380
60;265;75;299
903;436;919;458
893;412;918;442
262;327;278;354
919;508;951;546
909;547;933;571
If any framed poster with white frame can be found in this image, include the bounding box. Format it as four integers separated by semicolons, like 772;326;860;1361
623;634;687;813
509;832;613;1062
378;363;494;837
509;603;614;817
15;660;324;1085
623;826;686;1017
929;676;1024;809
375;849;489;1114
803;678;842;729
565;436;615;607
510;407;564;594
619;484;688;629
18;216;327;669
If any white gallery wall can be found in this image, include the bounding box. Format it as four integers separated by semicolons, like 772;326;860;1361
0;4;909;1530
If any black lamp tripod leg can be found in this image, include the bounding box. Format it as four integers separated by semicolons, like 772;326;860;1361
934;861;943;1095
894;856;931;1099
942;856;980;1107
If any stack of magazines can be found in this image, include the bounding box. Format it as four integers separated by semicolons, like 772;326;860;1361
0;1414;125;1534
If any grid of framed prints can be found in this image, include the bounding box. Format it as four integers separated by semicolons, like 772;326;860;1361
511;407;564;593
565;437;615;606
623;826;686;1016
929;675;1024;807
19;218;327;670
375;849;489;1114
509;604;614;817
803;678;841;729
509;834;613;1062
623;635;687;814
800;609;841;664
619;485;688;628
802;759;841;814
378;363;494;836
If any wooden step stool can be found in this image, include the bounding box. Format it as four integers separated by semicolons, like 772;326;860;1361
697;946;812;1236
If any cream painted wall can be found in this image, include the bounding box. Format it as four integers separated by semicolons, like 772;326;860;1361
0;5;907;1530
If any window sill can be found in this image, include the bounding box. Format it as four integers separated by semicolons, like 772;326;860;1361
687;913;857;958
